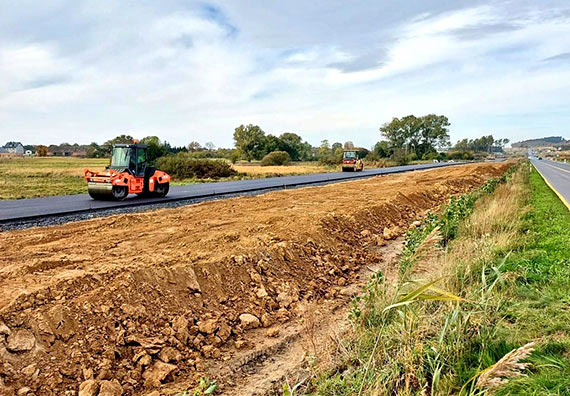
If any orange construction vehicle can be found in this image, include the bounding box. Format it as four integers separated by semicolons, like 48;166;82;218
84;142;170;200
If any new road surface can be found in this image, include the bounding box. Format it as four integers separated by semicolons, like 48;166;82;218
532;158;570;209
1;162;463;224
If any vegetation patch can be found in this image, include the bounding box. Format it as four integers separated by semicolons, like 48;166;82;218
260;151;291;166
155;154;238;180
308;163;570;395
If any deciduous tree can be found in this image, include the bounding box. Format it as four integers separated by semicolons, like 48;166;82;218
233;124;267;161
36;145;48;157
140;136;167;161
187;141;202;152
379;115;450;159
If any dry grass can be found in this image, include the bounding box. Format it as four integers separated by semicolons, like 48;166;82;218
432;169;528;287
406;227;443;275
463;172;528;239
476;342;536;393
232;163;334;175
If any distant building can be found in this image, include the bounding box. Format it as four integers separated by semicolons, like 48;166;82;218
47;144;87;157
3;142;24;155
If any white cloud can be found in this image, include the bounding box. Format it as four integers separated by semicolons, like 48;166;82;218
1;1;570;147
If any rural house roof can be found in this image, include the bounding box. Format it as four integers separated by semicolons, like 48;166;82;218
4;141;23;148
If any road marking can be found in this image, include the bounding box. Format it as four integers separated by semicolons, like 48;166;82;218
541;161;570;175
533;163;570;211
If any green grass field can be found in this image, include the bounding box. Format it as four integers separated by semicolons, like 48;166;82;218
307;164;570;395
0;157;109;200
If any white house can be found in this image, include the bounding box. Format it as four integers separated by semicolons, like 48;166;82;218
4;142;25;155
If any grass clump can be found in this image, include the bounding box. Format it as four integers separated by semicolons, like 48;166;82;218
308;164;570;395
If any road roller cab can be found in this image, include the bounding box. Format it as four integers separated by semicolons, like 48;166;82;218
342;150;364;172
84;143;170;200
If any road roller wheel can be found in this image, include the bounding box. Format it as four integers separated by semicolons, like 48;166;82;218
88;191;110;200
111;185;129;201
154;182;169;198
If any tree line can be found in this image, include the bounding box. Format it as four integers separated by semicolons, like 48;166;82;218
454;136;509;153
30;114;509;165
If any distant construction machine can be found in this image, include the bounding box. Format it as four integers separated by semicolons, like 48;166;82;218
341;150;364;172
84;142;170;200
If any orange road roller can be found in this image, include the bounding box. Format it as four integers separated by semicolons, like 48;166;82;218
84;143;170;200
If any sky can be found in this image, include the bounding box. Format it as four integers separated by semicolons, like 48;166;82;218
1;0;570;149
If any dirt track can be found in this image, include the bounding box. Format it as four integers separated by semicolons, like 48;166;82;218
0;162;510;395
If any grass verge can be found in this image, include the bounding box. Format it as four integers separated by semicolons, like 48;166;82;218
307;164;570;395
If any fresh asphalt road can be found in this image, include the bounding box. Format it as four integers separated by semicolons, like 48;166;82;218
0;162;464;223
532;159;570;209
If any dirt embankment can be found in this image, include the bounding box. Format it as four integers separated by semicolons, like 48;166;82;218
0;163;510;395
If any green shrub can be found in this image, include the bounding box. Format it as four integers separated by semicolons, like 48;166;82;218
260;151;291;166
447;150;474;160
390;148;409;165
230;151;240;164
156;154;238;180
366;151;381;162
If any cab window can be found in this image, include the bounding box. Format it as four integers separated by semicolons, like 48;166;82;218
343;151;357;160
136;149;147;176
111;147;131;168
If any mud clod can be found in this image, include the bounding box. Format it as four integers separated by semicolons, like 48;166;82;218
198;319;218;335
142;361;177;387
98;380;123;396
6;330;35;353
0;322;11;337
239;314;261;330
266;327;280;337
78;379;99;396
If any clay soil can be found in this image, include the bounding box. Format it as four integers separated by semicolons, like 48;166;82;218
0;162;510;395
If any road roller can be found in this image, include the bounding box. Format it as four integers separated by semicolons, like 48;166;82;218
84;142;170;200
341;150;364;172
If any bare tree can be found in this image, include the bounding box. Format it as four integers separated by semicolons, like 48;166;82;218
187;141;202;152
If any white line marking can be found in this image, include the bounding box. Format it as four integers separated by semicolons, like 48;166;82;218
540;161;570;175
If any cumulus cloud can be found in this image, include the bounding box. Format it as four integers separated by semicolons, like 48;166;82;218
1;0;569;146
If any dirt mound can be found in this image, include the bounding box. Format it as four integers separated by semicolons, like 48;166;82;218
0;163;510;395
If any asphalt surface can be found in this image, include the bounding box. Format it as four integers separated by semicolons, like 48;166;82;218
531;159;570;209
1;162;463;224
